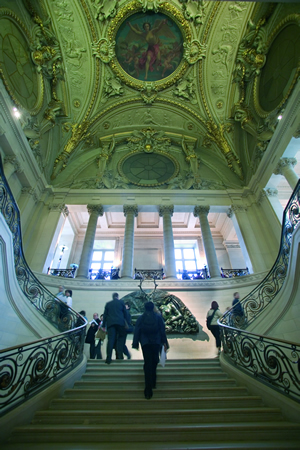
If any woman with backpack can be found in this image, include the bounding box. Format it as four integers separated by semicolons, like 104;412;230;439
206;301;223;355
132;301;169;400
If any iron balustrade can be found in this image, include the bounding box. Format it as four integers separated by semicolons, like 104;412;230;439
134;268;164;280
0;157;87;414
89;267;120;280
0;326;86;414
47;267;77;278
221;268;250;278
219;179;300;402
177;268;209;280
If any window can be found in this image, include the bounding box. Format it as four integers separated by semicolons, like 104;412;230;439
90;240;115;279
174;240;203;279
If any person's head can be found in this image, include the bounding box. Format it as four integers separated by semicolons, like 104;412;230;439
100;314;103;320
93;313;99;320
65;289;72;297
145;301;154;312
211;301;219;310
143;22;151;31
125;301;130;310
112;292;119;300
233;292;240;299
58;285;64;292
79;310;86;316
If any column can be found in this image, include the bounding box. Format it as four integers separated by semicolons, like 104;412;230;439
265;188;284;224
29;203;68;272
274;157;299;190
17;187;38;234
76;204;104;279
3;156;21;181
228;205;269;273
121;205;138;278
194;206;221;278
159;205;177;279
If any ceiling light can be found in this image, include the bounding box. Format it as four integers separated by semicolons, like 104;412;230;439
277;115;282;120
13;107;21;118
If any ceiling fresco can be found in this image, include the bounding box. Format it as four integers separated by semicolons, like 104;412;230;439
0;0;299;193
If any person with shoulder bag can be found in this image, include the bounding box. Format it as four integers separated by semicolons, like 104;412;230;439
206;301;223;355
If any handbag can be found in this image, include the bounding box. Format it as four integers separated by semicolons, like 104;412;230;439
206;309;216;330
95;328;106;341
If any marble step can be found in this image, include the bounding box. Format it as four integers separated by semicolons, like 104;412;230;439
73;378;238;390
8;422;299;444
49;395;264;411
32;406;284;425
81;371;227;382
63;386;249;399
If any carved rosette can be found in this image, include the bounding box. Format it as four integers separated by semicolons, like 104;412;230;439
193;206;209;217
123;205;138;217
159;205;174;217
87;204;104;217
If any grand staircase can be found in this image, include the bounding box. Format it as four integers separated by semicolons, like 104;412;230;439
4;359;299;449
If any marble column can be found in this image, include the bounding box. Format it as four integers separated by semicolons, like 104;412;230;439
265;188;284;224
159;205;177;279
194;206;221;278
274;157;299;190
76;204;104;279
121;205;138;278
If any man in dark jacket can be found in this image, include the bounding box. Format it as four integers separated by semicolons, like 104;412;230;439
132;301;169;400
103;292;127;364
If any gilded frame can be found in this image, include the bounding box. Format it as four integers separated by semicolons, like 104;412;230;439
108;1;191;91
254;15;300;118
0;9;44;115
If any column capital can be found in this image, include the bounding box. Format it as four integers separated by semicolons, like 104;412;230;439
159;205;174;217
194;206;210;217
265;188;279;197
87;204;104;216
4;156;22;173
229;205;248;215
48;203;69;216
123;205;138;217
274;157;297;175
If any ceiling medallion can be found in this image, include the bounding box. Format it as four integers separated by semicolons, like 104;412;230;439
0;9;43;114
118;150;179;187
254;15;300;118
107;1;191;92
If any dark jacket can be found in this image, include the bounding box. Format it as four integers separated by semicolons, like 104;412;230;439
85;323;98;343
125;309;134;333
103;298;127;328
132;312;169;349
232;298;244;316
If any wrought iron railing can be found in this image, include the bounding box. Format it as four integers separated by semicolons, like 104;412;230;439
221;268;249;278
177;267;209;280
89;267;120;280
219;179;300;402
47;267;77;278
134;268;164;280
0;157;86;414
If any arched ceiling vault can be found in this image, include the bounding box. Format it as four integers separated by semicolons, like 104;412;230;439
0;0;299;194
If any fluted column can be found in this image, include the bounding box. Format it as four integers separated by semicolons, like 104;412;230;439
159;205;177;279
121;205;138;278
77;204;104;279
194;206;221;278
274;157;299;190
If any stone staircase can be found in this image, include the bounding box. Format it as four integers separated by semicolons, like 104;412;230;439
3;359;299;449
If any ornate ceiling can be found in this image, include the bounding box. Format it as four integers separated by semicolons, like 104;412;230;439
0;0;299;193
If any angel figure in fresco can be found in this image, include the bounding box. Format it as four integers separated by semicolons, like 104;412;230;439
126;19;176;80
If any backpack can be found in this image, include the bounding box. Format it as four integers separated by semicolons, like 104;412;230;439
206;309;216;330
140;312;159;335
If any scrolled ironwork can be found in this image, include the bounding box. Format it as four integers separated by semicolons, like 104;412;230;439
47;267;77;278
0;327;85;414
219;180;300;402
134;268;164;280
0;157;87;414
221;268;250;278
220;328;300;401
